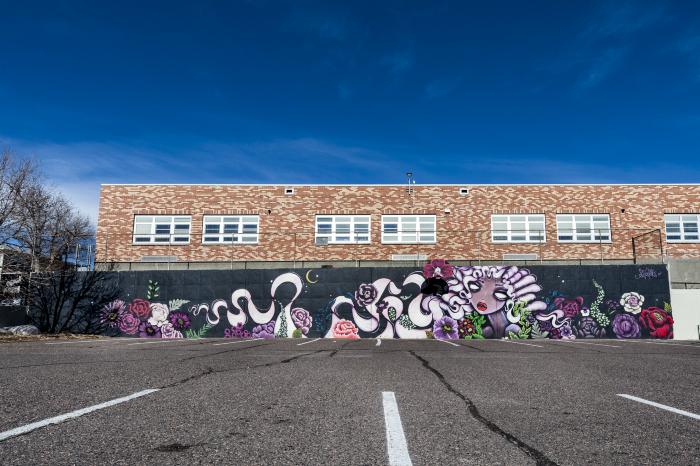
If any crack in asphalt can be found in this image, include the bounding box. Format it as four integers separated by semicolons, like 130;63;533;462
160;349;327;389
177;342;270;361
329;341;351;357
409;350;558;466
457;342;485;352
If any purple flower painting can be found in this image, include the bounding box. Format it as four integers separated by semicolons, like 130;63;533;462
612;313;641;339
100;300;126;328
138;321;161;338
168;312;191;331
291;308;313;335
252;322;275;339
224;323;251;338
433;316;458;340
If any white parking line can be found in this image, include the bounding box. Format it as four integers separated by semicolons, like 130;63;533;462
376;338;382;347
616;340;700;348
564;341;621;348
437;339;460;347
0;389;159;442
125;339;180;346
297;338;321;346
45;340;112;345
645;342;700;348
498;339;544;348
617;394;700;420
382;392;413;466
211;338;263;346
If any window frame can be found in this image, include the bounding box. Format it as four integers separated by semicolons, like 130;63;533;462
132;215;192;245
315;215;371;245
381;215;437;244
664;213;700;243
490;214;546;243
201;215;260;245
556;214;612;243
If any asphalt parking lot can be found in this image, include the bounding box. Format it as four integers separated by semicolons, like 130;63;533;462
0;337;698;465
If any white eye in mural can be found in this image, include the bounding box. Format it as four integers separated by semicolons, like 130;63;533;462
468;281;481;292
493;289;509;301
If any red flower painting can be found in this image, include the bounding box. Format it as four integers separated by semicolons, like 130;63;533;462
639;307;674;339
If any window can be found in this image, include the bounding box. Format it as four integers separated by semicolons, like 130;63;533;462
133;215;191;244
202;215;259;244
459;187;469;196
381;215;436;244
491;214;545;243
315;215;370;244
284;187;295;195
665;214;700;242
556;214;611;242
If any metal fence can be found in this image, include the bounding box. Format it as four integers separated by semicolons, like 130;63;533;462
95;227;671;269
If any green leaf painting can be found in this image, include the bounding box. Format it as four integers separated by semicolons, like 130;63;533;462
168;299;189;311
146;280;160;300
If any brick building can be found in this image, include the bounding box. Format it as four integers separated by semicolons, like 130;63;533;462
96;184;700;269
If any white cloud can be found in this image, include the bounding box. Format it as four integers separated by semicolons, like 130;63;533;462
0;135;403;224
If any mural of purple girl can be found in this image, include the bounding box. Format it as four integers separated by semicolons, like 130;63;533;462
422;266;546;338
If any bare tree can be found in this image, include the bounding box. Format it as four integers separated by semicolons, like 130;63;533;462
27;265;119;334
0;147;37;248
0;147;114;334
13;183;92;271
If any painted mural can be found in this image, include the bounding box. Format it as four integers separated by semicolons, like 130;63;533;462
100;262;674;340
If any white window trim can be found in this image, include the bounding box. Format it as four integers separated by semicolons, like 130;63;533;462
132;215;192;245
664;213;700;243
381;215;437;244
315;215;371;244
202;215;260;245
556;214;612;243
491;214;546;243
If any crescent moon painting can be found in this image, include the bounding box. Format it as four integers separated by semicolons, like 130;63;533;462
305;270;319;284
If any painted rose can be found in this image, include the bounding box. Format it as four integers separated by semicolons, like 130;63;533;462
612;313;641;339
423;259;454;279
168;312;191;331
576;316;606;338
147;303;170;327
128;299;151;320
291;308;313;335
160;322;183;339
332;319;360;339
553;296;584;319
619;292;644;315
639;307;674;339
100;300;126;327
355;284;378;306
252;322;275;339
138;321;161;338
118;312;140;335
433;316;458;340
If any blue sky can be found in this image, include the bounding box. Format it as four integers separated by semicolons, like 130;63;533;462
1;1;700;220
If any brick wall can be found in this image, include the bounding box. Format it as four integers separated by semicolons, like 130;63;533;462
96;184;700;263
